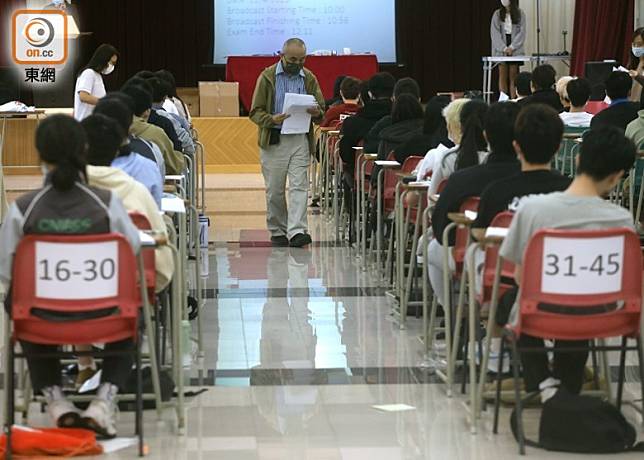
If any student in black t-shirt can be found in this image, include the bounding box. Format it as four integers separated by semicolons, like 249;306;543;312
474;104;571;229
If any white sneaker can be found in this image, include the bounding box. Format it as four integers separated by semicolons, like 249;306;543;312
81;384;118;438
42;386;81;428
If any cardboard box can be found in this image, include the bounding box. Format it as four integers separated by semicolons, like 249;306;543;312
199;82;239;117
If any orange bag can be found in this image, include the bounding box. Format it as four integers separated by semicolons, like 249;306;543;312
0;426;103;458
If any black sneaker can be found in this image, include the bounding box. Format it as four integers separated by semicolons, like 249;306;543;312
270;235;289;247
289;233;312;247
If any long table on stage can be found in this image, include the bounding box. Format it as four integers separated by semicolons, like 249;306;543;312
482;55;571;103
226;55;380;111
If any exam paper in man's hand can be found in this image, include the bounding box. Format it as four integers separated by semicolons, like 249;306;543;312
281;93;317;134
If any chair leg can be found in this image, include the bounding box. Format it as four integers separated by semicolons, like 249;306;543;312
136;331;144;457
616;336;627;408
5;340;15;460
636;337;644;430
509;338;526;455
493;337;506;434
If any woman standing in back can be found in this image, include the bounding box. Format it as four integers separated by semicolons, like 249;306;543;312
491;0;527;99
74;44;119;121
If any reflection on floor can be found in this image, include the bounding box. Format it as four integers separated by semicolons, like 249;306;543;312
3;177;643;458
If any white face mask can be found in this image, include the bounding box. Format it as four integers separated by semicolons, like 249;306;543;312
501;0;511;6
102;63;115;75
633;46;644;58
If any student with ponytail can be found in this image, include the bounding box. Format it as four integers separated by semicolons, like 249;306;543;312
428;99;490;197
0;114;139;439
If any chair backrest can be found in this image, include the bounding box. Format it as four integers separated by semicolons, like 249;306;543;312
478;211;516;304
128;211;156;296
453;197;480;265
401;156;424;174
516;227;642;340
436;178;449;194
382;152;399;191
10;233;141;345
585;101;609;115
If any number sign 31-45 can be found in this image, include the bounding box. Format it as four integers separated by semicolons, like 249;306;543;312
35;241;119;300
541;236;624;295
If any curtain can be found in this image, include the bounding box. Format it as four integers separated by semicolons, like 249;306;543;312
571;0;634;75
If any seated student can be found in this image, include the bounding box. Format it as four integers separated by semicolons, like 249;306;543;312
519;64;564;112
147;77;195;156
122;84;185;174
93;97;163;207
428;99;490;197
514;71;532;101
428;102;519;305
82;114;174;290
625;100;644;148
498;126;636;401
0;114;140;437
376;94;424;160
320;76;361;127
156;69;192;127
416;98;469;183
556;76;574;111
364;77;421;152
394;95;454;165
475;104;571;229
124;75;183;153
98;93;166;177
559;78;594;128
591;71;640;132
339;72;395;175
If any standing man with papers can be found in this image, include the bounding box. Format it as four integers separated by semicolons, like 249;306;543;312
250;38;325;247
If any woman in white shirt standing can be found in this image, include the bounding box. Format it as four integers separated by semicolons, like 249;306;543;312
73;44;119;121
490;0;526;99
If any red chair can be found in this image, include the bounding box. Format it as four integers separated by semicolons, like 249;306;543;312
585;101;609;115
492;227;644;455
129;212;156;301
452;197;481;276
5;233;146;457
476;211;516;307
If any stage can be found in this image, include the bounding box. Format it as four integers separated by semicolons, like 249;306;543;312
2;116;261;175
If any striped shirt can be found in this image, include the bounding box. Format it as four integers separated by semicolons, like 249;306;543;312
273;61;306;115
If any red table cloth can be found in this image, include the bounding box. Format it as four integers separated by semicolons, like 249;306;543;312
226;55;379;111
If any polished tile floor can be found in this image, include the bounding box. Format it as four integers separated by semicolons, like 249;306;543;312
3;176;643;458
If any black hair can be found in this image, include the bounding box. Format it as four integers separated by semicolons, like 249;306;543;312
394;77;421;100
121;76;153;97
423;95;452;148
565;78;591;108
516;71;533;97
631;27;644;70
330;75;346;103
122;84;152;117
81;114;126;167
368;72;396;99
484;102;520;158
102;91;136;115
82;43;118;74
340;76;361;100
499;0;521;24
514;104;563;164
531;64;556;91
36;114;87;191
448;99;489;171
155;69;177;97
147;77;169;103
359;80;371;103
578;127;636;180
391;94;423;124
135;70;156;80
94;97;133;134
605;71;632;100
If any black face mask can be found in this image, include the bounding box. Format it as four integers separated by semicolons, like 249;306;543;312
282;59;303;75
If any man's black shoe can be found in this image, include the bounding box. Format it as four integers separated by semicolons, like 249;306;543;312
271;235;289;247
289;233;312;247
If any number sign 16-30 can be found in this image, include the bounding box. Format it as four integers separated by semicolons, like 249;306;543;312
541;236;624;295
35;241;119;300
